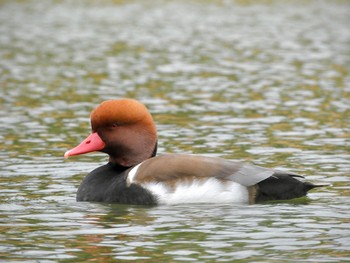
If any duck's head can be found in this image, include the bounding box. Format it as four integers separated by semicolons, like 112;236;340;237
64;99;157;167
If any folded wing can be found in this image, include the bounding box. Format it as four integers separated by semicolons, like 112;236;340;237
127;154;276;187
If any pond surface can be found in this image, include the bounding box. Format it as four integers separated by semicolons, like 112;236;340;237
1;0;350;262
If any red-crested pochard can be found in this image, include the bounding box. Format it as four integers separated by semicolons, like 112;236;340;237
64;99;322;205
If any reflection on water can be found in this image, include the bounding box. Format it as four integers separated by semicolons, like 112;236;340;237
0;0;349;262
2;199;350;262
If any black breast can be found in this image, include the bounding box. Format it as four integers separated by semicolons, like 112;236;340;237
76;162;157;205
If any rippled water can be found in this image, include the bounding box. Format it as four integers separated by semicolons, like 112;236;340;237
1;0;350;262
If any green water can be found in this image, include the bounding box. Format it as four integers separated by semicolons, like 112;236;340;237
1;0;349;262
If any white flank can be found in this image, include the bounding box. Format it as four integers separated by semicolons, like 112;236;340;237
143;178;249;205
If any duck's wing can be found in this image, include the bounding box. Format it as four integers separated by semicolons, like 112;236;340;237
126;154;275;187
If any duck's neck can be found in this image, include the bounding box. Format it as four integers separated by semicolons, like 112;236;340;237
108;141;158;167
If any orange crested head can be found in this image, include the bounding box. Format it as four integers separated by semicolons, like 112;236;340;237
90;99;155;133
65;98;158;167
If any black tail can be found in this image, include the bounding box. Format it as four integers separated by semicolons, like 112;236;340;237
303;181;326;192
255;174;325;203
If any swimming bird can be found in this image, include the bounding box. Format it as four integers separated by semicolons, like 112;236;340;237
64;99;322;205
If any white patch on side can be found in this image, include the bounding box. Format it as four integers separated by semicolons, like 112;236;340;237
143;178;249;205
127;162;142;186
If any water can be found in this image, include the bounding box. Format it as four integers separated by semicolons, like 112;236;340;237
1;0;350;262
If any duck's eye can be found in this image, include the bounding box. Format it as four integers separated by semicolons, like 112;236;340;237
111;123;119;128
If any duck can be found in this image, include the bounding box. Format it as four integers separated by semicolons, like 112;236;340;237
64;98;322;205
